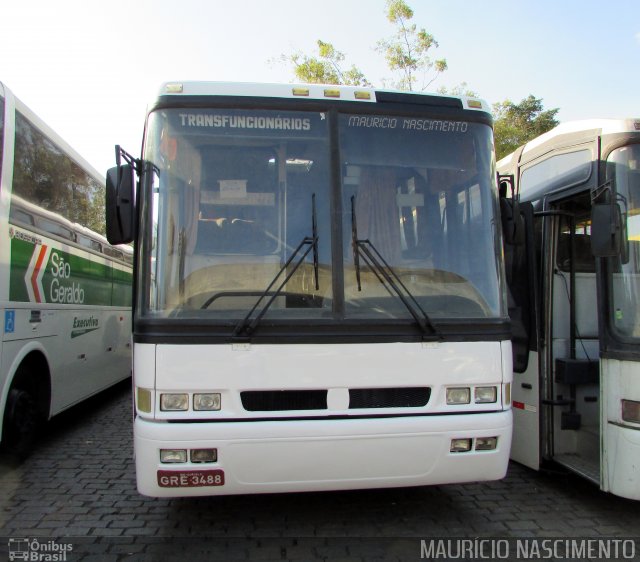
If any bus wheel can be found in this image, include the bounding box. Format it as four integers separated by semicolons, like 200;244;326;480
2;387;42;458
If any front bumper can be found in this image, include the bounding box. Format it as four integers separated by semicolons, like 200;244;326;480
134;410;512;497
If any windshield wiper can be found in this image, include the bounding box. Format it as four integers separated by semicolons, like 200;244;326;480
350;195;440;339
233;194;319;339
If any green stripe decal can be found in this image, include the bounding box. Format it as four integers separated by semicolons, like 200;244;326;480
9;228;132;306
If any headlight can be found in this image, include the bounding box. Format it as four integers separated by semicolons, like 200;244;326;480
194;393;221;411
160;393;189;411
446;387;470;405
160;449;187;463
450;438;472;452
475;386;497;404
475;437;498;451
191;449;218;463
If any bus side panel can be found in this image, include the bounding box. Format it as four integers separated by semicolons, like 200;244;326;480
53;307;131;412
602;358;640;500
510;351;541;470
0;306;131;418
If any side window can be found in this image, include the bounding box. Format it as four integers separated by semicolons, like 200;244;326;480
521;150;592;199
103;246;124;261
11;111;105;237
9;206;34;227
77;234;102;253
35;217;75;241
555;195;595;274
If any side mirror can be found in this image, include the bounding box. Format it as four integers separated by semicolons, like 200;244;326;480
591;201;626;259
106;163;135;245
499;176;525;246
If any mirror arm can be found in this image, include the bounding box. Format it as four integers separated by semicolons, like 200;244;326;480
115;145;141;177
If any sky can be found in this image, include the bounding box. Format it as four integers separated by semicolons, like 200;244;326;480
2;0;639;174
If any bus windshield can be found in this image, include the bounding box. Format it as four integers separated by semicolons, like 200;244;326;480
140;107;503;327
608;143;640;339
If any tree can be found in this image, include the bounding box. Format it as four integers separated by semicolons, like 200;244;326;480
376;0;447;91
281;40;371;87
437;82;478;98
276;0;447;91
493;95;560;160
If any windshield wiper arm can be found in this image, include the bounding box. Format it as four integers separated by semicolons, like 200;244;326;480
350;196;440;339
233;194;319;339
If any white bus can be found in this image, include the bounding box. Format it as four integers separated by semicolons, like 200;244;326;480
498;119;640;500
0;82;133;456
106;81;513;497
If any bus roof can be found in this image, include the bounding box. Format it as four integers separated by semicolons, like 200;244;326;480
154;81;491;113
497;118;640;169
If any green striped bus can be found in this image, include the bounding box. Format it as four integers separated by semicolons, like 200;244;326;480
0;81;132;456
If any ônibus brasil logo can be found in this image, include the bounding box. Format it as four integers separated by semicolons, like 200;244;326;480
24;246;85;304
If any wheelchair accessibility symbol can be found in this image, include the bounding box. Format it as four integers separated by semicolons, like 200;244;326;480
5;310;15;334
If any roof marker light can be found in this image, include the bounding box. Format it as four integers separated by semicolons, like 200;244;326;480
354;91;371;100
292;87;310;97
467;99;482;109
165;83;184;94
324;89;341;98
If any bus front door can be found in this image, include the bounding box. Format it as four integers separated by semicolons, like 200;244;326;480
542;193;601;484
505;201;541;471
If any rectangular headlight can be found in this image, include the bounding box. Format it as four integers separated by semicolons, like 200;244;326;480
450;438;472;452
191;449;218;463
475;437;498;451
622;399;640;424
475;386;497;404
160;449;187;463
446;387;470;405
160;393;189;411
193;393;221;411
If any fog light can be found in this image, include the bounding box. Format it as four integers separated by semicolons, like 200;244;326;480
137;388;152;413
475;437;498;451
193;393;221;411
160;449;187;463
160;393;189;411
622;399;640;424
446;387;470;405
450;438;472;452
191;449;218;463
475;386;497;404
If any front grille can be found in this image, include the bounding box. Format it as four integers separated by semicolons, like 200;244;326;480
240;387;431;412
241;390;327;411
349;387;431;409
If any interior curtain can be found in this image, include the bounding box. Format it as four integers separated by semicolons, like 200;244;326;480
355;167;402;265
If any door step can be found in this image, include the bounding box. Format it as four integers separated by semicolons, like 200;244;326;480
554;452;599;484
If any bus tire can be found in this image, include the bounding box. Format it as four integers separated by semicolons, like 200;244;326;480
2;384;43;459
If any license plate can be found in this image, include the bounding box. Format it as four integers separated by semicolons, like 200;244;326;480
157;469;225;488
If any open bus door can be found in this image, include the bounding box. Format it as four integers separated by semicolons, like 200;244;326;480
540;193;602;482
501;180;541;470
505;189;602;478
507;182;633;492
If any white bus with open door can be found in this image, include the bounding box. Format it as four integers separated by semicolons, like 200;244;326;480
498;119;640;500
